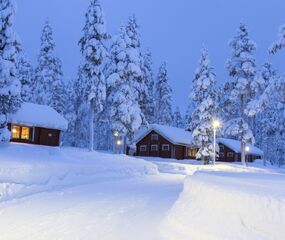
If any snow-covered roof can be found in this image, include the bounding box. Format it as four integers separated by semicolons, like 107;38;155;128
136;124;194;146
8;103;68;131
217;138;263;156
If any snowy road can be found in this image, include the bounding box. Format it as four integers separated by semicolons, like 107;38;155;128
0;174;184;240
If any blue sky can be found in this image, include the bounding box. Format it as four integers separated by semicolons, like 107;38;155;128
15;0;285;113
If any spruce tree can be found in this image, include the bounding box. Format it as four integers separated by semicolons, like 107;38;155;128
172;107;184;128
189;48;217;164
154;62;173;125
0;0;22;142
34;21;65;113
79;0;108;151
224;22;256;166
107;25;143;145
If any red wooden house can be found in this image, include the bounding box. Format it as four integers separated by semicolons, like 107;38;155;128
133;124;263;161
7;103;68;147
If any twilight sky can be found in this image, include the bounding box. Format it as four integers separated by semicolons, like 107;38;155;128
15;0;285;113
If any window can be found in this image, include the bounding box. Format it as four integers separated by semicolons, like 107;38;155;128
187;148;197;158
162;144;170;151
11;125;32;140
219;145;224;152
151;134;158;141
227;152;234;158
140;145;147;152
219;152;224;158
151;145;158;151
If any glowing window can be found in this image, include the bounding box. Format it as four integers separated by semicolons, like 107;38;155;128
11;125;21;139
21;127;30;140
11;125;31;140
187;148;197;157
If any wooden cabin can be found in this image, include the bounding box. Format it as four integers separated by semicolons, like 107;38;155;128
217;138;263;162
133;124;263;161
134;124;198;160
7;103;68;147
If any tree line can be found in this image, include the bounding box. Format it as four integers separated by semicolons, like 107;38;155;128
0;0;285;166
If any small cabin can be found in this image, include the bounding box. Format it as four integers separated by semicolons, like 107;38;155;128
134;124;198;160
7;103;68;147
217;138;263;162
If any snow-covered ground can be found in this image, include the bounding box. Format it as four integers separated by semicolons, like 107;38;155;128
0;144;284;240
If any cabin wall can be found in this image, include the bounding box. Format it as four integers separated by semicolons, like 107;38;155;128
8;123;61;147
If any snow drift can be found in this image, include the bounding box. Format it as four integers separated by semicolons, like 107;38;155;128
0;143;158;202
161;171;285;240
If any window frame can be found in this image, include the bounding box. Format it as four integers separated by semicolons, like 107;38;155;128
151;145;158;152
11;125;33;141
227;152;234;158
219;145;225;152
151;134;159;141
162;144;170;151
140;145;147;152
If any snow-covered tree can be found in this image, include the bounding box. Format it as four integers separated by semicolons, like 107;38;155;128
154;62;173;125
189;48;217;164
34;21;65;113
172;107;184;128
79;0;108;151
141;50;155;124
17;53;34;102
107;25;143;144
0;0;21;142
224;22;256;166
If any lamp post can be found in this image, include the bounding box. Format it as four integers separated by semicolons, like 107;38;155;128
213;120;221;165
245;146;250;166
113;131;120;153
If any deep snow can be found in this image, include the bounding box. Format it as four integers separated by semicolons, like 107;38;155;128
0;144;284;240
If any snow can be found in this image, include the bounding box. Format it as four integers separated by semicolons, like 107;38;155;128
161;170;285;240
136;124;193;146
0;143;157;202
218;137;263;156
8;102;68;131
0;143;284;239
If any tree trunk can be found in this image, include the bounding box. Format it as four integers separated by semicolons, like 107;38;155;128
89;106;94;152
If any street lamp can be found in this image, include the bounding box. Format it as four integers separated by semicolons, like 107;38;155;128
245;146;250;165
116;140;122;146
213;119;221;165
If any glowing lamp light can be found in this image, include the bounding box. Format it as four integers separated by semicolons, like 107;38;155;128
116;140;122;146
113;131;119;137
245;146;250;153
12;129;17;134
213;120;221;129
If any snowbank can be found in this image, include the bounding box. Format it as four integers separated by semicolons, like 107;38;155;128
161;171;285;240
0;143;158;202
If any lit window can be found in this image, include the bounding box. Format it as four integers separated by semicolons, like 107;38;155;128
11;125;20;139
187;148;197;157
151;145;158;151
162;144;170;151
21;127;30;140
140;145;147;152
151;134;158;141
11;125;31;140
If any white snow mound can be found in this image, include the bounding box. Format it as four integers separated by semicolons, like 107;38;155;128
161;171;285;240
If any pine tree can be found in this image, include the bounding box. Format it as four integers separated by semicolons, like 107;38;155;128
172;107;184;128
107;25;143;145
17;53;34;102
189;48;217;164
154;62;173;125
34;21;65;113
79;0;108;151
0;0;22;142
224;22;256;166
141;50;155;124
